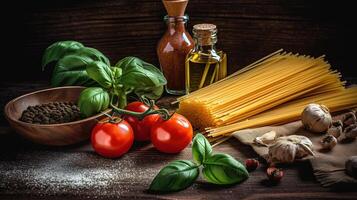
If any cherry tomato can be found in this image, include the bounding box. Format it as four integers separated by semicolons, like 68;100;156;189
123;101;160;141
91;118;134;158
151;113;193;153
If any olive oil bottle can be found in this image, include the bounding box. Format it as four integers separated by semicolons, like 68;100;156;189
185;24;227;94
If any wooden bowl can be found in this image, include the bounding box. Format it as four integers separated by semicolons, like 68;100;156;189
4;86;107;146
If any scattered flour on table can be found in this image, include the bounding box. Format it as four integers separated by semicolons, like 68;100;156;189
0;151;158;197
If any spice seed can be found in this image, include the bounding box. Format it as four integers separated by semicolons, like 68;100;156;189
19;101;81;124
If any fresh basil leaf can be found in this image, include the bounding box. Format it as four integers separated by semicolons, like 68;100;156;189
75;47;110;66
115;57;166;99
50;46;111;87
202;153;249;185
77;87;110;117
192;133;212;165
149;160;199;192
115;57;165;87
42;41;84;70
141;60;167;85
86;61;114;89
51;55;97;87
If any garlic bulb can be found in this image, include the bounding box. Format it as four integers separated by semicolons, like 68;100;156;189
268;135;314;164
268;139;296;163
301;104;332;133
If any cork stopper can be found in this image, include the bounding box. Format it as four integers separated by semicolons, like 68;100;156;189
193;24;217;46
162;0;188;17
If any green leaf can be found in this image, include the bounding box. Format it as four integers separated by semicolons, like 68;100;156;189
75;47;110;66
86;61;114;89
77;87;110;117
42;41;84;69
51;55;97;87
141;60;167;85
149;160;199;192
115;57;167;99
202;153;249;185
111;67;123;96
111;67;122;81
192;133;212;165
50;46;111;87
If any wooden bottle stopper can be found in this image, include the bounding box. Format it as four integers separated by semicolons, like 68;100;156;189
193;24;217;45
162;0;189;17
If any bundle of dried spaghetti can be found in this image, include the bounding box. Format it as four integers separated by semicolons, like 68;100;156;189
177;49;354;136
206;87;357;138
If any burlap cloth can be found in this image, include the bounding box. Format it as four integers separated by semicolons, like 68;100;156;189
233;113;357;187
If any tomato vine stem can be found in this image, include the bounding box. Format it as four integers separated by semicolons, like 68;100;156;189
110;99;171;121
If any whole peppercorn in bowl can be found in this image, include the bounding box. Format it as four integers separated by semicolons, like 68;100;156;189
4;86;109;146
19;102;81;124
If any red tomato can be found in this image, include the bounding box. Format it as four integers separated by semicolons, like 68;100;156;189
91;118;134;158
151;113;193;153
123;101;160;141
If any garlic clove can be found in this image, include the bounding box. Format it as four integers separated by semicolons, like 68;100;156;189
342;112;356;128
327;126;342;138
254;131;277;146
320;134;337;150
326;120;343;138
332;120;343;128
339;123;357;142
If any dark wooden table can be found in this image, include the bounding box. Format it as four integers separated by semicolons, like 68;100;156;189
1;82;356;200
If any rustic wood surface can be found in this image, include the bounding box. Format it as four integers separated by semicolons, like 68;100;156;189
1;83;356;199
2;0;356;83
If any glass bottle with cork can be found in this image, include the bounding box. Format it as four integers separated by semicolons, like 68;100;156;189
185;24;227;94
157;0;194;95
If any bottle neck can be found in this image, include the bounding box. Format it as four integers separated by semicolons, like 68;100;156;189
192;27;218;54
192;35;220;62
194;42;217;52
165;15;188;33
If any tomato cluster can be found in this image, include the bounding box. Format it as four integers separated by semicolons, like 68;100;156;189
91;101;193;158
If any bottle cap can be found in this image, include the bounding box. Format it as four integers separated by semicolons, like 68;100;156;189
193;24;217;45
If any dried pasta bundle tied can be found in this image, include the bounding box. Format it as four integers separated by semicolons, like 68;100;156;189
176;50;357;141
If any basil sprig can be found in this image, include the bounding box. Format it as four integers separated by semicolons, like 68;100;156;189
149;133;249;193
42;41;167;117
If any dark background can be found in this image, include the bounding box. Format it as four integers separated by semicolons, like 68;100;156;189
1;0;356;83
0;2;357;198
